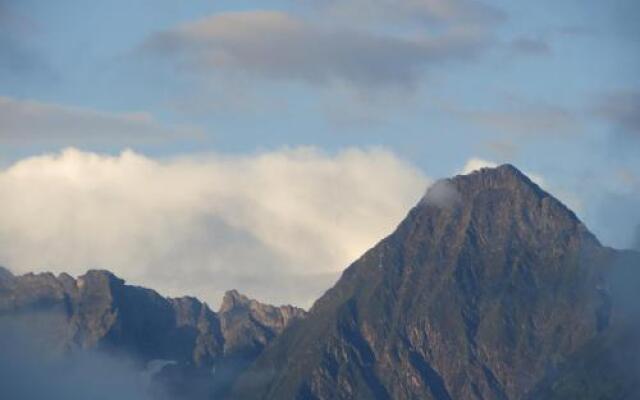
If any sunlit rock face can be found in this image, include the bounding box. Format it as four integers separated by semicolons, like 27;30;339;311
232;165;640;400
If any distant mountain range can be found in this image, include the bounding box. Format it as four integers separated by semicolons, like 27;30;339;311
1;165;639;399
0;268;305;398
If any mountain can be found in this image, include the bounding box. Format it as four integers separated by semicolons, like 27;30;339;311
0;268;305;398
231;164;640;399
2;164;638;400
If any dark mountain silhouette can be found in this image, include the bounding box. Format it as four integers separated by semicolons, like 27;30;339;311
231;164;640;399
1;165;638;400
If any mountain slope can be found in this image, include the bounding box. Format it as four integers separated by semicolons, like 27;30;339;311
232;164;639;400
0;269;305;398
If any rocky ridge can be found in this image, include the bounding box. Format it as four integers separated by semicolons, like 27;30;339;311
0;268;305;398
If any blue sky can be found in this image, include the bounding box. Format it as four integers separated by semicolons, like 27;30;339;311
0;0;639;303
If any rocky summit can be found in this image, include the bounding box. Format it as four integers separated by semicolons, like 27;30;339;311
1;164;639;400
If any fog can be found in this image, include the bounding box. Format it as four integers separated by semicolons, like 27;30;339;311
0;313;166;400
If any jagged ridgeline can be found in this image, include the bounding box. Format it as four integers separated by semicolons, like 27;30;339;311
0;268;305;398
1;165;639;400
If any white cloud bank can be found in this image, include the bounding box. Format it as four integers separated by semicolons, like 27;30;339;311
0;147;428;307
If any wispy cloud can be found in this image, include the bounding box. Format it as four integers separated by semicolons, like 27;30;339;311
0;96;203;147
595;90;640;138
0;2;51;78
316;0;505;27
140;10;491;91
447;99;580;137
459;157;498;175
509;36;551;56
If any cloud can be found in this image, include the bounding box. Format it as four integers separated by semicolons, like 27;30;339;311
318;0;505;28
0;2;51;78
438;97;581;157
595;190;640;251
459;157;497;174
462;103;580;137
0;147;428;307
140;10;489;90
0;34;46;77
509;37;551;56
422;180;461;209
633;225;640;251
0;313;163;400
593;170;640;250
484;139;519;158
596;90;640;138
0;96;202;147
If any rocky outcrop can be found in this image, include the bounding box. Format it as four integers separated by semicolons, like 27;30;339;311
232;164;640;400
219;289;307;359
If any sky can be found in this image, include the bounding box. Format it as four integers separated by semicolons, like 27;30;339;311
0;0;638;307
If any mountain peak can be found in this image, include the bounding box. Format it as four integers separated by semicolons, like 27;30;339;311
453;163;542;194
462;162;522;176
424;164;539;205
419;163;584;234
234;163;610;400
76;269;125;291
219;289;252;313
485;162;522;175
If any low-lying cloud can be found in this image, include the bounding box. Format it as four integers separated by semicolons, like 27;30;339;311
0;147;428;307
594;186;640;252
0;313;163;400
